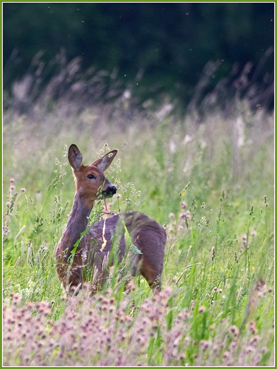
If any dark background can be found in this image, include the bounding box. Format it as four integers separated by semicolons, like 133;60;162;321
3;2;274;112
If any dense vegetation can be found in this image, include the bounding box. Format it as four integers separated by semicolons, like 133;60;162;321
3;94;274;365
3;3;274;110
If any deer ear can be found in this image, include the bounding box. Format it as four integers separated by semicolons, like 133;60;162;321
68;144;83;170
91;150;117;172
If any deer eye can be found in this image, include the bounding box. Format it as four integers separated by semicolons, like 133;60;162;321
87;174;96;179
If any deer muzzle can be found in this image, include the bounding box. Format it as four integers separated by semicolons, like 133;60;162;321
102;180;117;198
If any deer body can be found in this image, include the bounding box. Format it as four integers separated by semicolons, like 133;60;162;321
56;145;166;293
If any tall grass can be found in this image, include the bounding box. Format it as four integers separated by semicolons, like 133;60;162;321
3;96;274;366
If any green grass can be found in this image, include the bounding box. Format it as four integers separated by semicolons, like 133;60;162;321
3;102;274;366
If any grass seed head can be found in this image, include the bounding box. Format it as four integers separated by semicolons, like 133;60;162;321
229;325;239;336
181;201;187;209
200;340;210;351
199;306;206;313
223;351;230;359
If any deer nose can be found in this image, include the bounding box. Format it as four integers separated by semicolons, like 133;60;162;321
102;185;117;196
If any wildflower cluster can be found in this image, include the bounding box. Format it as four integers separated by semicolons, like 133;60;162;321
3;286;272;366
167;201;191;236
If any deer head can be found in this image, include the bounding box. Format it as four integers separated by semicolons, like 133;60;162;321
68;144;117;208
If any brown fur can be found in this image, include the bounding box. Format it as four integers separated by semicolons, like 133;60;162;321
56;145;166;293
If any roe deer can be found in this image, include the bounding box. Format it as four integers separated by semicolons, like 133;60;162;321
56;144;166;293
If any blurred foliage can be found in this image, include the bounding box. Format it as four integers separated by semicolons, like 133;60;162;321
3;3;274;110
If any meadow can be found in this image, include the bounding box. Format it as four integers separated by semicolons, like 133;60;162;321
3;96;274;366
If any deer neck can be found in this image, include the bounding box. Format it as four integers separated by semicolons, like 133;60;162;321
59;191;93;260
